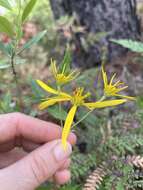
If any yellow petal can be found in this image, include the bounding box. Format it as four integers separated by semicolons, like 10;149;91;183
62;105;77;150
116;86;128;92
36;80;59;95
39;97;71;110
114;81;124;87
36;79;71;98
109;73;116;85
68;70;80;79
51;59;57;77
102;66;108;87
114;94;136;100
84;99;127;109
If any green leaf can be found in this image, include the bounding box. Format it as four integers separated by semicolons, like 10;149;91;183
48;105;67;121
77;109;97;126
5;42;13;55
0;0;12;10
36;188;47;190
0;16;14;37
15;58;26;65
30;79;45;99
0;42;13;56
116;181;124;190
59;47;72;74
110;39;143;53
0;42;8;54
22;0;37;22
20;30;47;52
0;63;10;69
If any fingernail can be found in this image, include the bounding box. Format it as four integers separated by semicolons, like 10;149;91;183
54;142;72;161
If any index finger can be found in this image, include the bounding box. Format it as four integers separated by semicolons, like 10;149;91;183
0;113;76;145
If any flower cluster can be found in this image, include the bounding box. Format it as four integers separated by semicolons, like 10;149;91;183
36;59;135;149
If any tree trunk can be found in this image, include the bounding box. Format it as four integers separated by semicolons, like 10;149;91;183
50;0;141;68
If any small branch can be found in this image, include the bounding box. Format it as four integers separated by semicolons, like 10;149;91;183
11;53;18;85
10;53;22;106
57;85;64;127
72;109;93;128
72;95;106;128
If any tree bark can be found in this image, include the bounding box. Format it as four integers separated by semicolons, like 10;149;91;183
50;0;141;68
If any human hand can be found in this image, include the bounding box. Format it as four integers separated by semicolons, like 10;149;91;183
0;113;76;190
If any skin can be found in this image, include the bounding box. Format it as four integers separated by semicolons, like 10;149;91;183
0;112;76;190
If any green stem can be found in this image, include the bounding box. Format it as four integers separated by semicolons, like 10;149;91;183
72;109;93;128
10;52;22;106
57;85;63;127
99;95;106;102
72;95;106;128
10;0;23;106
11;53;18;86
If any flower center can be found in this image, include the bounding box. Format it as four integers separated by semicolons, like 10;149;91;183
56;74;68;84
105;85;117;96
71;88;90;106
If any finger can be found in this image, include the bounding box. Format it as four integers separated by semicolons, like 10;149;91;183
22;139;41;152
46;159;71;183
0;148;27;168
61;158;71;170
0;140;72;190
0;139;40;153
0;112;76;145
0;140;14;152
54;170;71;185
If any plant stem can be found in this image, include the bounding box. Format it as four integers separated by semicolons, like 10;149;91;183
72;95;106;128
57;85;63;127
11;53;18;86
10;52;22;105
72;109;93;128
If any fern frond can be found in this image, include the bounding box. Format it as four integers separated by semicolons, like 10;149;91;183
83;163;107;190
71;152;96;182
127;155;143;169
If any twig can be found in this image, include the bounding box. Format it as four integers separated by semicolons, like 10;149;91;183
10;52;22;106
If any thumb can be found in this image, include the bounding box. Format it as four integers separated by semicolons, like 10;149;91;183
0;140;72;190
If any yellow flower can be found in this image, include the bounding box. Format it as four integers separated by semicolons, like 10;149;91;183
62;88;126;149
51;59;79;85
102;66;135;100
36;80;71;110
36;79;127;149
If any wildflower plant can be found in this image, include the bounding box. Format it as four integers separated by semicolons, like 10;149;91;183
0;0;46;107
51;58;79;86
102;66;135;100
36;49;135;149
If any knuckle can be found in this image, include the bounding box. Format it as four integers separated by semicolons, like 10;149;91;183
11;112;23;119
9;112;23;127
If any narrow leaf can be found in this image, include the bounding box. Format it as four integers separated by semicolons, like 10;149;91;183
20;30;47;51
22;0;37;22
59;47;72;73
0;42;13;55
5;42;13;55
0;42;7;54
15;58;26;65
0;0;12;10
0;16;14;37
0;63;10;69
30;79;46;99
111;39;143;53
